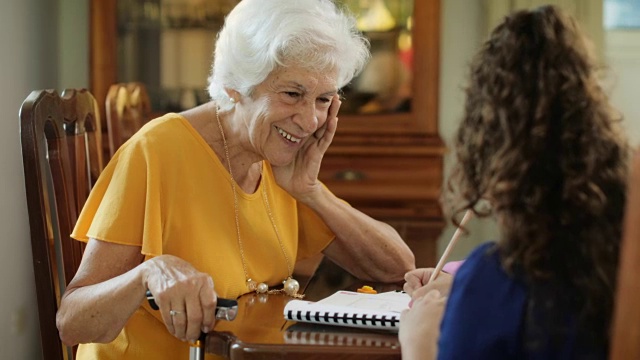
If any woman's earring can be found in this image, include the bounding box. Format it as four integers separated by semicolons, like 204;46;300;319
229;97;236;104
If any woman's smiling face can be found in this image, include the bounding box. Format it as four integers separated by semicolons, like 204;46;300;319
237;64;339;166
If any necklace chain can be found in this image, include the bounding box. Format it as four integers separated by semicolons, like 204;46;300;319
215;106;302;298
261;180;293;276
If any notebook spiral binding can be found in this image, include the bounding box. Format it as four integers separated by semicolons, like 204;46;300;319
287;310;399;328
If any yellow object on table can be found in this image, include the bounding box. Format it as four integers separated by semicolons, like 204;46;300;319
357;285;377;294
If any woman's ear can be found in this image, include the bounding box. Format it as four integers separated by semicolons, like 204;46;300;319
225;88;240;103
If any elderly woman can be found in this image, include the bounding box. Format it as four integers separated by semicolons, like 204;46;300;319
399;5;628;360
56;0;415;358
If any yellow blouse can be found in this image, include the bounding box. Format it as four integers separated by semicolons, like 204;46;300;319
71;113;335;359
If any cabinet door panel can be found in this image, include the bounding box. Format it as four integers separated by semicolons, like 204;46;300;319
319;155;442;203
335;0;441;137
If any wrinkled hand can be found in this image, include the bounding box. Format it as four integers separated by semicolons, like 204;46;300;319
404;268;454;300
399;290;447;360
143;255;217;342
271;95;341;202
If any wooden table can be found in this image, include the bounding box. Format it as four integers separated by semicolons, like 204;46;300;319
207;258;403;359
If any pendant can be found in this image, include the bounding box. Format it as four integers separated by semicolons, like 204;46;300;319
247;277;301;297
257;282;269;294
247;279;257;292
283;277;300;296
248;278;269;294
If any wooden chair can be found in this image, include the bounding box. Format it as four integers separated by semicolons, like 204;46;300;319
610;150;640;359
20;89;104;360
105;82;151;157
61;89;104;209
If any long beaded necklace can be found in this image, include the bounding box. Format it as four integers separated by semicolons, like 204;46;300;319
215;106;304;299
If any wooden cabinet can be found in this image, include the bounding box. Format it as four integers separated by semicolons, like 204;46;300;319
320;0;444;268
90;0;443;268
319;144;443;268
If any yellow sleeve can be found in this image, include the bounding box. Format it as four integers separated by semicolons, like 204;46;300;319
71;138;164;256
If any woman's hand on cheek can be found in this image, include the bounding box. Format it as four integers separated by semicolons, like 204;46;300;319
272;95;341;202
312;94;340;149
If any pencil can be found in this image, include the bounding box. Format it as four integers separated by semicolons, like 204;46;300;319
428;210;473;283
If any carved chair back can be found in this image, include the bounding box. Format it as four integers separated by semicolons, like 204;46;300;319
20;89;104;360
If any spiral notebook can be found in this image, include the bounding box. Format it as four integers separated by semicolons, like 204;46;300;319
283;290;410;332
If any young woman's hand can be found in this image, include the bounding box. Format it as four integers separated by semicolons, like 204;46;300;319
399;290;447;360
404;268;454;299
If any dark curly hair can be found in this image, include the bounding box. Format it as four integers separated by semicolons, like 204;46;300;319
448;5;629;351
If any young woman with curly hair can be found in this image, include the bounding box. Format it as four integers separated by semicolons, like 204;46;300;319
400;5;629;359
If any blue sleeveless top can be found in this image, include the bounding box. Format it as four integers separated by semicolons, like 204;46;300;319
437;242;605;360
